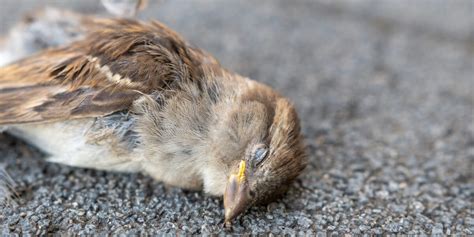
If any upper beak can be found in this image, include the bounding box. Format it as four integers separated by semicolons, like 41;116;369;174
223;160;252;225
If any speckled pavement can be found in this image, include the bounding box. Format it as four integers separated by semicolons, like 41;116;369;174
0;0;473;235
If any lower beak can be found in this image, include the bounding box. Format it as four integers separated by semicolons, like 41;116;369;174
223;161;252;224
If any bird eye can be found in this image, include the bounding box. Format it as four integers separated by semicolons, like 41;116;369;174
252;144;268;166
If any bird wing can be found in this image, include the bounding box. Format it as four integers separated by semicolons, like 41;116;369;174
0;18;220;125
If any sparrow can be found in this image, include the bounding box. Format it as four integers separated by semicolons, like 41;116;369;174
0;17;307;225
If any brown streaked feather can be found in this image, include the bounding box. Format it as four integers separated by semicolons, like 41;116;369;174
0;18;221;125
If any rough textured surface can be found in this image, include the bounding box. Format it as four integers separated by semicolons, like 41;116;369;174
1;0;473;235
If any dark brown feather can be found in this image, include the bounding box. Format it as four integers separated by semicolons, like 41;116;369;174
0;18;220;125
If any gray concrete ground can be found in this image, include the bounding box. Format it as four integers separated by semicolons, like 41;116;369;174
0;0;473;235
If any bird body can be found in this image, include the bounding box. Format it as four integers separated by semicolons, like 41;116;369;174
0;17;306;223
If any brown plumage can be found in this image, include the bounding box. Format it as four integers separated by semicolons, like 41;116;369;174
0;19;218;124
0;17;306;225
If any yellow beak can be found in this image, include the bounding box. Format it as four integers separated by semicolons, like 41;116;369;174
223;160;252;225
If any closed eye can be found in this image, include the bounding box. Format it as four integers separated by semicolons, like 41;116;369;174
252;144;268;166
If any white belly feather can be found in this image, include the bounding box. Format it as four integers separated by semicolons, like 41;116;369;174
4;119;209;192
7;119;143;172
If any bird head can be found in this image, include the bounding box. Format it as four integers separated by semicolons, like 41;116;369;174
219;90;307;225
133;70;306;225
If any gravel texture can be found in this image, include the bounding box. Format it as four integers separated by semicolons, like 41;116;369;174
1;0;473;235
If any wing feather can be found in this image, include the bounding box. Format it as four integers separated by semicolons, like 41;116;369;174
0;18;220;125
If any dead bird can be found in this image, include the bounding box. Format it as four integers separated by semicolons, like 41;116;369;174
0;17;307;225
